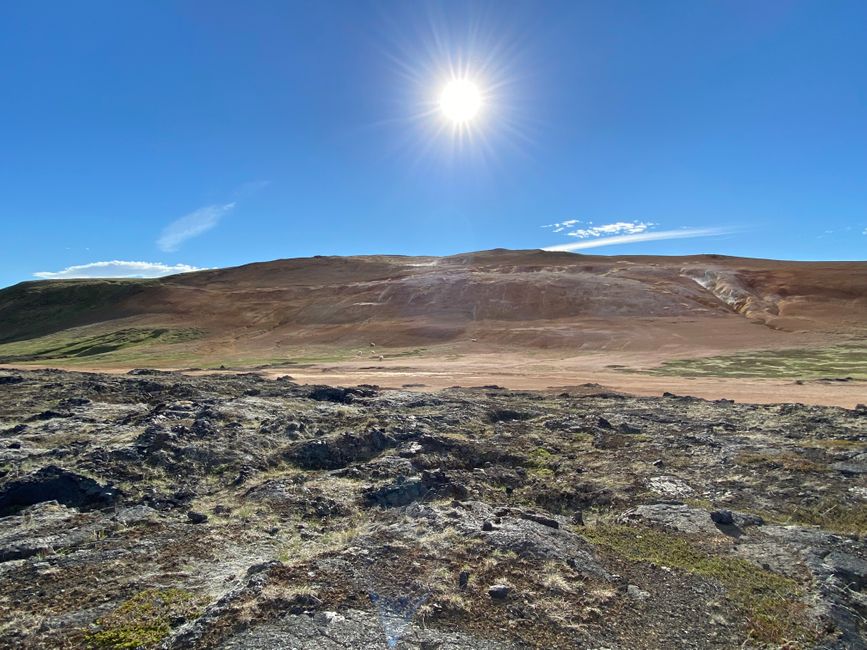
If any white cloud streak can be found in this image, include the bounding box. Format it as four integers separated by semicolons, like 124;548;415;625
567;221;654;239
543;227;737;252
157;202;235;252
34;260;205;280
542;220;656;237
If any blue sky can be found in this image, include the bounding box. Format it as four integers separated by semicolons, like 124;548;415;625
1;1;865;287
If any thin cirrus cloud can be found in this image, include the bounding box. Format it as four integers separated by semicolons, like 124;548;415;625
543;226;737;252
33;260;205;280
157;202;235;252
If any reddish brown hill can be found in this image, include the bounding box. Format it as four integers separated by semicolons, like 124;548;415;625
1;249;865;357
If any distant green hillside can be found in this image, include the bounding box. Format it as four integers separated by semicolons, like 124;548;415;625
0;327;203;364
0;279;155;344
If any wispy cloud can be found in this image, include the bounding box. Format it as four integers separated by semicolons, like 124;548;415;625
34;260;205;280
542;219;579;233
542;219;655;238
568;221;654;239
543;227;737;252
157;202;235;252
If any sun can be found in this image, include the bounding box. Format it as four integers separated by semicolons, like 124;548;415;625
439;79;482;124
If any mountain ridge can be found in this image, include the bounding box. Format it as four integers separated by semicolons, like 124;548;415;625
1;249;865;368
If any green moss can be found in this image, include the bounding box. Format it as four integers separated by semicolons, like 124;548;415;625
633;344;867;380
527;447;556;477
85;588;199;649
583;524;813;645
528;447;553;463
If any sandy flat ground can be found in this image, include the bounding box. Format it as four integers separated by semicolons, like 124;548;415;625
7;347;861;408
260;352;865;409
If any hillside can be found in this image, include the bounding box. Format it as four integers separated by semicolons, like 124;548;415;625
2;250;866;352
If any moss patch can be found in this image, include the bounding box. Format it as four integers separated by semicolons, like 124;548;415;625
85;588;200;649
527;447;556;478
582;524;813;645
634;344;867;380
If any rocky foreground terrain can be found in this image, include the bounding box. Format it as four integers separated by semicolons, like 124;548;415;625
0;369;865;649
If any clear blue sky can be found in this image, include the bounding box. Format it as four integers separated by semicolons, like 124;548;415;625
2;1;865;287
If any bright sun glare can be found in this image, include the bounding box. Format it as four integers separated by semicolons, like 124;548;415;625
439;79;482;124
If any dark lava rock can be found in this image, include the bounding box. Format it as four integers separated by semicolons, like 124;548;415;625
0;465;119;515
487;409;533;423
520;512;560;529
733;512;764;528
58;397;91;408
307;385;376;404
363;469;467;508
1;424;27;436
291;429;393;470
710;509;735;526
364;476;426;508
823;551;867;591
0;375;24;385
187;511;209;524
26;410;72;421
488;584;510;600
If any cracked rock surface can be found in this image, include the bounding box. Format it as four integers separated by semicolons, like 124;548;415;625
0;369;864;648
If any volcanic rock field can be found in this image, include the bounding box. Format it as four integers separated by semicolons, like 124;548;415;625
0;369;865;648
